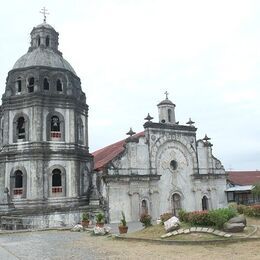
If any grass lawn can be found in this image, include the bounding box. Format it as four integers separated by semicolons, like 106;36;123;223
125;217;260;240
126;224;225;241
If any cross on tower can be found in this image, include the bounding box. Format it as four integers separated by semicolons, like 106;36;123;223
40;7;49;23
164;91;169;99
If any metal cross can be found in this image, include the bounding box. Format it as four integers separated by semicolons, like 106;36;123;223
164;91;169;99
40;7;49;23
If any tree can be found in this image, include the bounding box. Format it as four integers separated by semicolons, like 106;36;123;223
252;182;260;197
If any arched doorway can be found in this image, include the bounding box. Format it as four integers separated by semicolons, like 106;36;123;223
172;193;181;216
141;199;148;215
202;196;209;210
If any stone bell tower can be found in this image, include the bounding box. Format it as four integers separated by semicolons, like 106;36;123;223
0;16;100;227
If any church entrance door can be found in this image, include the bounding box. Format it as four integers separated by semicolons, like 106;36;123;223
172;193;181;216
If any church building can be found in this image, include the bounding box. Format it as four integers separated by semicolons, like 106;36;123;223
0;18;100;228
0;16;228;228
93;94;228;223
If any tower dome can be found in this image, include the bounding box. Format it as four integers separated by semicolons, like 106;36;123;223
12;22;76;75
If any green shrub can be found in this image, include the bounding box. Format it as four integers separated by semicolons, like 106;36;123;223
160;212;173;223
238;204;260;217
251;205;260;217
208;208;237;229
178;209;189;222
140;213;152;228
186;210;212;226
228;202;238;211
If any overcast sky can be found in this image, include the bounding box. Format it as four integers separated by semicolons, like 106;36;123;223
0;0;259;170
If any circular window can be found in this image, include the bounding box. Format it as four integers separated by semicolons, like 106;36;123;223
170;160;178;170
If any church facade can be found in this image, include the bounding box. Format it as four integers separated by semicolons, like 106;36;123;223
0;21;100;228
93;96;227;223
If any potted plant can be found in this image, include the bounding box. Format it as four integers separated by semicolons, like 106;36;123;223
95;212;105;227
81;212;90;228
118;211;128;234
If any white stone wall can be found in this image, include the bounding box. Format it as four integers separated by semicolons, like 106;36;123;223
103;126;227;223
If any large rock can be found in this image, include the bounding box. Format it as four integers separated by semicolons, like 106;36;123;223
223;222;245;233
164;216;180;233
228;215;247;226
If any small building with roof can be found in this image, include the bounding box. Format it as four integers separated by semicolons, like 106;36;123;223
93;94;227;223
226;171;260;205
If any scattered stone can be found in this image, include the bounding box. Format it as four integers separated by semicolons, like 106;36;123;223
161;233;172;238
190;227;196;232
164;216;180;233
93;226;111;235
223;222;245;233
184;229;190;234
172;231;178;236
71;224;83;232
228;215;247;226
213;230;221;236
177;229;184;234
224;233;232;238
156;219;162;225
218;232;226;236
196;227;202;232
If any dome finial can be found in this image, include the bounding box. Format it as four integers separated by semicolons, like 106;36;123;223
164;90;169;100
40;7;49;23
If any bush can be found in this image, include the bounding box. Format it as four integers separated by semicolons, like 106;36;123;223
251;205;260;217
228;202;238;211
237;204;260;217
160;212;173;223
208;208;237;229
140;213;152;228
178;209;189;222
186;211;212;226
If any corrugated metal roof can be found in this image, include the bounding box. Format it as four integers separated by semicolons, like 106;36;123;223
225;185;253;192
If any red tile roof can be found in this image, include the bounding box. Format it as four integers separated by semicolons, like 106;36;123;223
227;171;260;185
92;132;145;171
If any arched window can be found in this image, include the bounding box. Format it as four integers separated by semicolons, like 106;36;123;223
56;79;62;92
43;78;49;90
141;199;148;215
37;36;41;46
16;78;22;93
13;170;23;195
77;118;84;143
168;109;172;122
51;116;60;131
52;169;62;193
28;77;34;93
202;196;209;210
50;116;61;139
46;36;50;47
17;117;25;140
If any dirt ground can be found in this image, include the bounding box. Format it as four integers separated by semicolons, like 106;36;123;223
80;235;260;260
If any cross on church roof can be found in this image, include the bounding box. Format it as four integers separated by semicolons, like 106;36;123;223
164;91;169;99
40;7;49;23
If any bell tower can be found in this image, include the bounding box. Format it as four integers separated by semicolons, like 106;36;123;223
0;15;100;228
157;91;176;124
